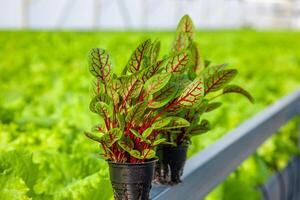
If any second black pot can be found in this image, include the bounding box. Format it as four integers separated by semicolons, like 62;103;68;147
154;143;189;185
108;159;157;200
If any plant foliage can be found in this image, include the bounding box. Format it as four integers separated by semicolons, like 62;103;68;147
155;15;254;145
85;15;254;162
86;39;194;163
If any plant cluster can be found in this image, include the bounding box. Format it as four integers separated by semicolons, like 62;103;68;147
84;39;187;163
84;37;192;163
85;15;254;163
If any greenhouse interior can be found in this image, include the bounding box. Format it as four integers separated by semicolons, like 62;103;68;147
0;0;300;200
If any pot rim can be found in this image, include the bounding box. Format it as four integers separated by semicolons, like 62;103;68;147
108;158;158;166
159;141;190;148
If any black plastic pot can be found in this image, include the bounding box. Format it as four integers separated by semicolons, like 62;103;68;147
154;143;189;185
108;159;157;200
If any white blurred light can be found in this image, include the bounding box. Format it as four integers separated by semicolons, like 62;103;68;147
0;0;299;29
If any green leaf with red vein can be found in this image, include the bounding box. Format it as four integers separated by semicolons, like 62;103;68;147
153;138;167;146
107;128;123;147
202;63;228;78
151;117;173;129
166;51;191;73
88;48;112;82
172;75;192;97
223;85;255;103
116;113;125;129
130;129;151;144
206;102;222;112
107;77;121;108
144;73;171;95
89;93;112;116
91;123;107;133
125;102;147;126
204;69;237;94
84;131;105;143
176;14;195;40
149;40;160;65
126;39;152;73
142;128;153;139
140;59;166;83
186;100;208;122
188;42;203;79
130;129;143;139
91;78;105;95
90;101;113;119
148;83;178;108
130;150;143;159
118;137;134;153
89;93;111;105
171;14;195;52
142;149;156;159
119;74;143;103
189;119;210;136
176;77;204;107
160;117;190;130
171;32;190;52
193;99;208;114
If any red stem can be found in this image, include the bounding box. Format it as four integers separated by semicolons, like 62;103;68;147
143;99;177;130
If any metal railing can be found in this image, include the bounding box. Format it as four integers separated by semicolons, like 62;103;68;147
151;89;300;200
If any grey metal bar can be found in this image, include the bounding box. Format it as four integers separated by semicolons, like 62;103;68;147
151;89;300;200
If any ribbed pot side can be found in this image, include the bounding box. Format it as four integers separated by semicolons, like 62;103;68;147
154;143;189;185
108;159;157;200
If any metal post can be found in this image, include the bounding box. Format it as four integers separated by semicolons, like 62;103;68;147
141;0;148;29
57;0;76;28
21;0;30;28
93;0;100;29
117;0;132;28
174;0;181;23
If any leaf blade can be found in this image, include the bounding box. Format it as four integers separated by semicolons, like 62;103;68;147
206;102;222;112
223;85;255;103
125;102;147;126
188;42;203;79
160;117;190;130
88;48;112;81
176;77;204;107
148;82;178;108
205;69;237;94
189;119;211;136
84;131;105;143
126;39;152;73
144;73;172;95
166;51;191;73
142;149;156;159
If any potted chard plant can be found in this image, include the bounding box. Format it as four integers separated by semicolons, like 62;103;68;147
153;15;255;185
84;36;201;199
